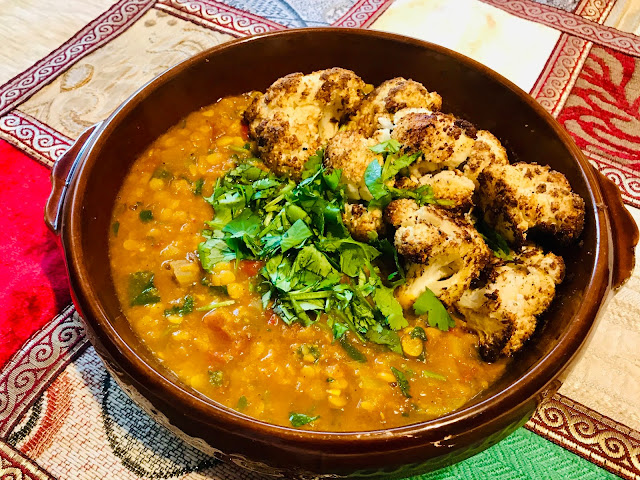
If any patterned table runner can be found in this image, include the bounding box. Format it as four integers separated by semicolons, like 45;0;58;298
1;0;639;479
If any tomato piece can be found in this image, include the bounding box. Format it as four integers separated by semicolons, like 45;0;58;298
239;260;263;276
240;123;249;140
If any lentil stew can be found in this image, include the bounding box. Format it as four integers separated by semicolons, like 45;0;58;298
109;94;507;432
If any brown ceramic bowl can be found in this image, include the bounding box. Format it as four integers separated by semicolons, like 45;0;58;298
45;28;637;478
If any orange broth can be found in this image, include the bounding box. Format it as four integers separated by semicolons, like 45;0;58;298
109;94;507;432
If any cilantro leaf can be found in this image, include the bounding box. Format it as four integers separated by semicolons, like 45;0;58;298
193;178;204;195
365;328;402;355
264;254;294;292
301;149;324;180
208;370;224;387
369;139;401;154
475;216;513;260
422;370;447;381
390;367;412;398
323;168;342;190
129;271;161;306
280;219;312;253
164;295;194;317
139;210;153;222
381;152;421;181
413;288;455;331
291;245;340;281
372;284;407;330
237;396;248;410
364;160;387;200
196;299;235;312
197;238;236;272
223;210;262;238
151;168;173;180
330;320;349;339
289;412;319;427
339;336;367;363
410;326;428;341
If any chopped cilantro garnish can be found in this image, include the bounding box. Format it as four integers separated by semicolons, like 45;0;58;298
139;210;153;222
112;221;120;236
128;271;160;306
193;178;204;196
208;370;224;387
390;367;412;398
194;147;455;356
237;396;248;410
413;288;455;331
195;299;235;312
369;139;401;154
164;295;194;317
151;167;173;180
364;160;387;200
289;412;319;427
372;284;407;330
410;326;428;341
339;336;367;363
475;216;513;260
365;328;402;355
421;370;447;381
280;219;312;252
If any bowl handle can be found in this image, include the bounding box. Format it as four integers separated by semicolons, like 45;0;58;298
593;168;639;289
45;123;102;234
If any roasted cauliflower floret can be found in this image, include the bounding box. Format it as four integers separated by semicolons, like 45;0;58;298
342;204;385;242
462;130;509;187
386;199;491;308
349;78;442;137
456;244;565;361
396;170;475;213
324;130;383;201
244;68;366;178
477;162;585;245
391;112;477;175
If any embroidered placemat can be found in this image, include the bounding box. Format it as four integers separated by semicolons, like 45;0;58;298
1;0;639;479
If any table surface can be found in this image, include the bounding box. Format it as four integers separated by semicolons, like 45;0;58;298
1;0;639;479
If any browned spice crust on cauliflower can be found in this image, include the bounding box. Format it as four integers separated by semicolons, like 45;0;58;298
456;244;565;361
462;130;509;187
391;112;477;175
324;130;383;201
477;162;585;245
385;199;491;308
342;204;385;242
348;77;442;137
395;170;476;213
244;68;366;178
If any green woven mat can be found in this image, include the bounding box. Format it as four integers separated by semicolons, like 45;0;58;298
409;428;615;479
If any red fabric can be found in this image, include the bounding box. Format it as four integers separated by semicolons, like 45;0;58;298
558;46;640;170
0;140;70;368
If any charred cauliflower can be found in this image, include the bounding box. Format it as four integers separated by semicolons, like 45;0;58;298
462;130;509;187
244;68;366;178
391;111;477;175
386;199;491;308
456;244;565;361
349;78;442;137
342;204;385;242
324;130;383;201
237;68;587;362
395;170;476;213
477;162;585;245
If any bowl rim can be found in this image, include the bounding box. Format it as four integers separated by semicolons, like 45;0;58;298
65;27;610;445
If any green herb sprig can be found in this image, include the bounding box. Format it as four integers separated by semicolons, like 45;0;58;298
196;147;454;355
